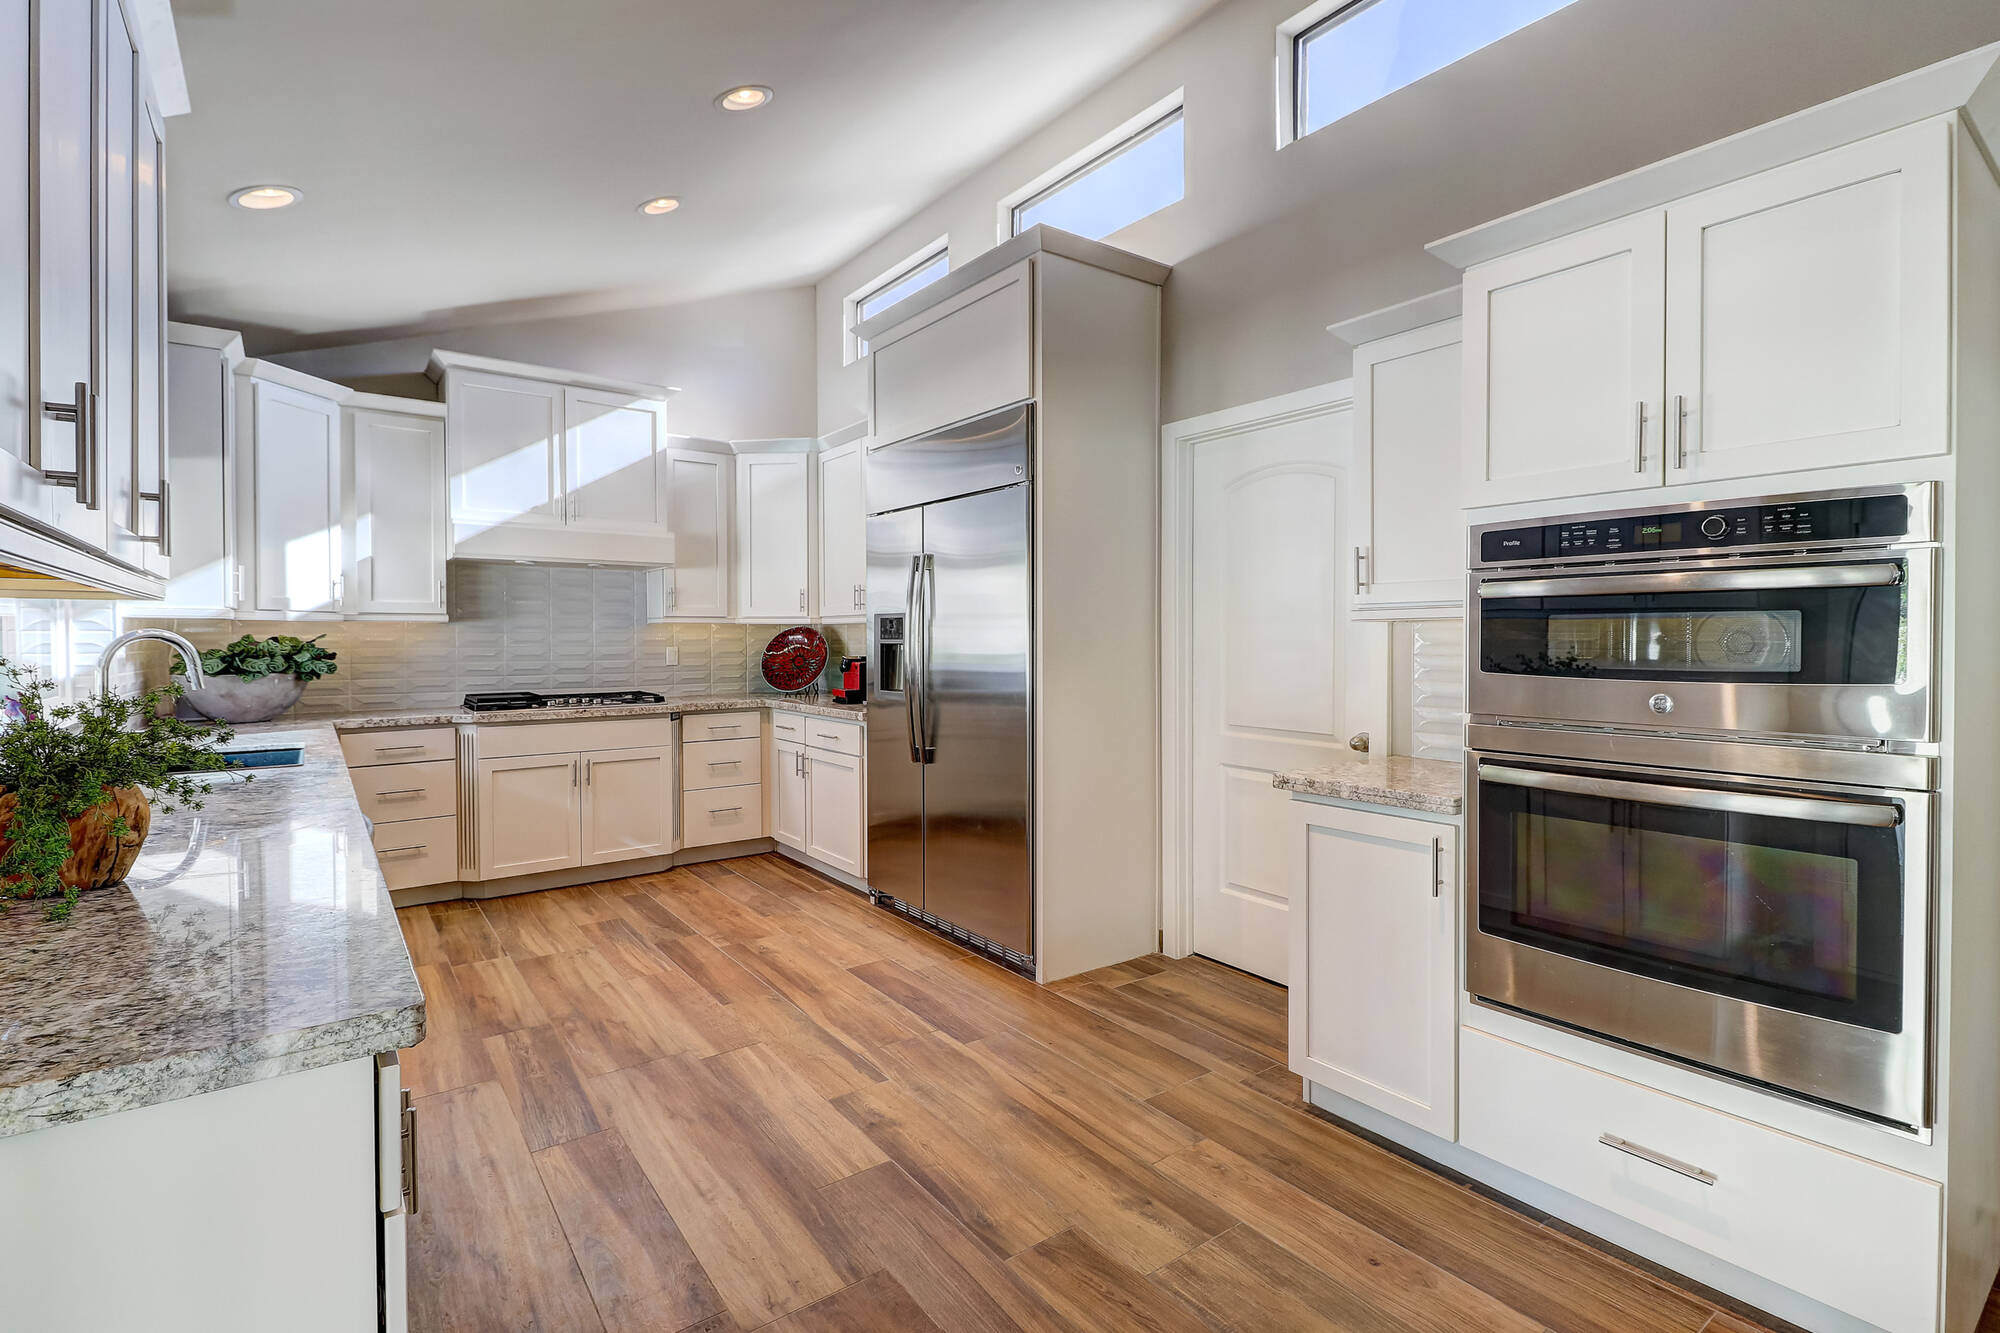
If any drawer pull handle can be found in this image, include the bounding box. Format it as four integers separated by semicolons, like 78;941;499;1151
707;723;742;732
374;744;426;755
376;788;426;798
1598;1134;1717;1186
710;806;743;816
377;844;428;857
708;760;741;769
816;732;840;742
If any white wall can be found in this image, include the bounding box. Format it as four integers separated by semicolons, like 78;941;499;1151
271;284;817;442
815;0;2000;432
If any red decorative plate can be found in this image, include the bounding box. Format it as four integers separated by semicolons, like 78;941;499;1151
761;625;829;693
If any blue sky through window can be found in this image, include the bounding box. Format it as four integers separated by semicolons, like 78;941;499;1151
855;250;949;356
1299;0;1578;136
1015;111;1185;241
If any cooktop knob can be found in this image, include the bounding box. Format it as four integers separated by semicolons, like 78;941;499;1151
1699;513;1729;541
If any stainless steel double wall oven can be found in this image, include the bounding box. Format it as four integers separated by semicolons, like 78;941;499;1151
1466;484;1938;1129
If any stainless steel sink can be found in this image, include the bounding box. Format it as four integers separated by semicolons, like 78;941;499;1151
170;745;305;782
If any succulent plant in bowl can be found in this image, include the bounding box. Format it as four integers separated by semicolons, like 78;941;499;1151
171;634;338;724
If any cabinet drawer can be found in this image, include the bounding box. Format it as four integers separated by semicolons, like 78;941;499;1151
683;736;760;791
341;726;456;767
351;759;457;823
770;711;806;742
1459;1028;1939;1333
682;785;764;848
476;716;675;758
800;718;862;757
681;711;760;743
371;816;459;891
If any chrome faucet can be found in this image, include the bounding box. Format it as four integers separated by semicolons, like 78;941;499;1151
97;629;206;699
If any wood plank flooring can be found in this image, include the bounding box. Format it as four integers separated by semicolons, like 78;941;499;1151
397;855;1827;1332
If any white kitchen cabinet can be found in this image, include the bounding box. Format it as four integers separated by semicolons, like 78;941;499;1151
867;260;1033;448
346;397;448;619
580;744;674;865
647;438;732;621
132;93;168;577
1288;799;1457;1141
0;0;37;530
238;363;343;619
733;444;812;622
816;431;867;620
97;0;141;570
803;743;864;877
157;326;242;615
1461;212;1665;508
476;752;582;877
430;351;674;566
771;737;807;850
1348;315;1463;614
1663;118;1950;485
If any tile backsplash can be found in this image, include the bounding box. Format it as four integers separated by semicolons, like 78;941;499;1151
126;562;858;719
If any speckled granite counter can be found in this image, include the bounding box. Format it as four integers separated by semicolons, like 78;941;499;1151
0;724;425;1139
273;692;866;731
1273;754;1465;815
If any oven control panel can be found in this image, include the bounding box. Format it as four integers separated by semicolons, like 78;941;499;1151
1478;492;1912;564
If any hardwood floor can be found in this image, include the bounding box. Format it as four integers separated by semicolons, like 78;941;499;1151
398;854;1813;1332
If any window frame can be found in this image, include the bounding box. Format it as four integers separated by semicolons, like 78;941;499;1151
995;89;1186;245
843;237;950;365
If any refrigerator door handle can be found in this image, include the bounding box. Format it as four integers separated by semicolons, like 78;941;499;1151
906;554;926;765
916;552;937;764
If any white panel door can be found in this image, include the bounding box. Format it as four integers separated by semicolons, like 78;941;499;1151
249;380;341;616
35;0;101;547
1189;403;1352;982
655;444;730;619
349;409;446;617
0;0;51;531
1463;212;1666;507
476;753;580;877
1290;804;1457;1140
563;387;666;534
816;439;866;620
1664;118;1950;485
735;452;810;620
446;370;563;531
132;93;167;575
771;738;806;850
160;340;235;614
579;745;673;865
98;0;142;569
1353;319;1463;614
804;745;863;877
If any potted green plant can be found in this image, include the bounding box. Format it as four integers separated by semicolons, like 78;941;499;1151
0;665;231;920
172;633;338;724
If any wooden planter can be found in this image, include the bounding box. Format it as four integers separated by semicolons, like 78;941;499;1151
0;786;153;891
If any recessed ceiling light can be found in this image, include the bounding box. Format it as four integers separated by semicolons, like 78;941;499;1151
714;85;772;112
228;184;302;210
637;196;681;216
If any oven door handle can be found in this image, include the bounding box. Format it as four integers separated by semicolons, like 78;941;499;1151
1476;764;1902;828
1476;563;1902;600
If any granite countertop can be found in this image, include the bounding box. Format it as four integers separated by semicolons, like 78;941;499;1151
0;724;425;1139
1272;753;1466;815
291;692;867;731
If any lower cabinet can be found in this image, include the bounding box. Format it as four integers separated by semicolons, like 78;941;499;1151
581;745;675;865
769;712;865;877
344;727;460;893
804;745;863;876
1288;799;1458;1140
772;738;808;848
476;752;583;877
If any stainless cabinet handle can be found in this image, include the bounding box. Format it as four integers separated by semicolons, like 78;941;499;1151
1430;837;1442;899
1598;1133;1716;1186
711;805;743;815
799;588;807;612
707;759;740;769
1477;763;1901;828
401;1092;419;1214
375;788;426;798
43;381;98;508
584;758;592;786
1633;400;1647;473
709;723;742;733
136;478;172;552
376;844;428;857
571;759;578;788
1673;393;1688;469
816;732;841;742
374;744;426;755
1353;546;1368;594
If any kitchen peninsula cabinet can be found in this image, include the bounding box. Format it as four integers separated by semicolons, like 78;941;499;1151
770;710;864;878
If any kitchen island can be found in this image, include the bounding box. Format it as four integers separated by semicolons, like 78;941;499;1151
0;723;422;1331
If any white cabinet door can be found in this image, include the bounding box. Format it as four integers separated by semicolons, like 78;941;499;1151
1353;319;1463;614
580;744;674;865
816;439;866;620
771;737;806;851
654;443;730;619
476;752;580;877
160;338;236;615
563;387;666;534
1289;802;1457;1141
247;379;341;617
349;409;446;618
132;93;167;575
34;0;102;548
97;0;142;569
803;745;863;877
1463;213;1665;507
0;0;50;531
870;261;1033;448
1664;118;1950;486
445;370;564;534
735;451;810;620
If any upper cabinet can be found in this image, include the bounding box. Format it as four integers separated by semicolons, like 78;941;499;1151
816;425;867;621
733;442;812;622
1450;113;1961;509
157;323;241;616
867;262;1033;447
237;362;342;619
428;351;674;566
1337;301;1463;615
346;395;448;620
647;437;732;621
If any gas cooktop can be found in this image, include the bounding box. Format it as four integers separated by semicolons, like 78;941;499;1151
462;690;667;713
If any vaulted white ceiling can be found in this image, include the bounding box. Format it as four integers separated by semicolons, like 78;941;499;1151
164;0;1224;349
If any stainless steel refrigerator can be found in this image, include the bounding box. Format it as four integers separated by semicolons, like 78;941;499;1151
867;405;1033;967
